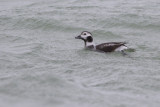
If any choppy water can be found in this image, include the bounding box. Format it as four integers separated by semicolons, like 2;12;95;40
0;0;160;107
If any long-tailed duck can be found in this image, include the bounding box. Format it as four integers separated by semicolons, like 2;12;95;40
75;31;128;54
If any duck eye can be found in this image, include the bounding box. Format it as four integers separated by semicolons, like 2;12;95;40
84;33;86;35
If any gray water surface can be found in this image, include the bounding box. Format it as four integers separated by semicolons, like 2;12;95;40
0;0;160;107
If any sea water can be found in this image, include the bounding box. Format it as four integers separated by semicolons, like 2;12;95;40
0;0;160;107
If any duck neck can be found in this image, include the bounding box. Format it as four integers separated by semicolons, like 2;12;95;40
85;41;96;49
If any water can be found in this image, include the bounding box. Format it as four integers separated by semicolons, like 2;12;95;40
0;0;160;107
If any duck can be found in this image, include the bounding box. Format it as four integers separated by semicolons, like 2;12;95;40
75;31;128;54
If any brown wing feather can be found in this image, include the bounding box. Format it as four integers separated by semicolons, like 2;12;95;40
96;42;126;52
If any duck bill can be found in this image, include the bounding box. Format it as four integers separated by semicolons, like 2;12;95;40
75;35;82;39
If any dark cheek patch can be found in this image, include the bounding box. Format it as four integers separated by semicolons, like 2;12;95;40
87;36;93;42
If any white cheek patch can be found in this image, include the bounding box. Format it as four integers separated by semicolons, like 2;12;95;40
81;35;88;39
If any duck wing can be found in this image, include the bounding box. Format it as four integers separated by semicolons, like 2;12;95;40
96;42;127;52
